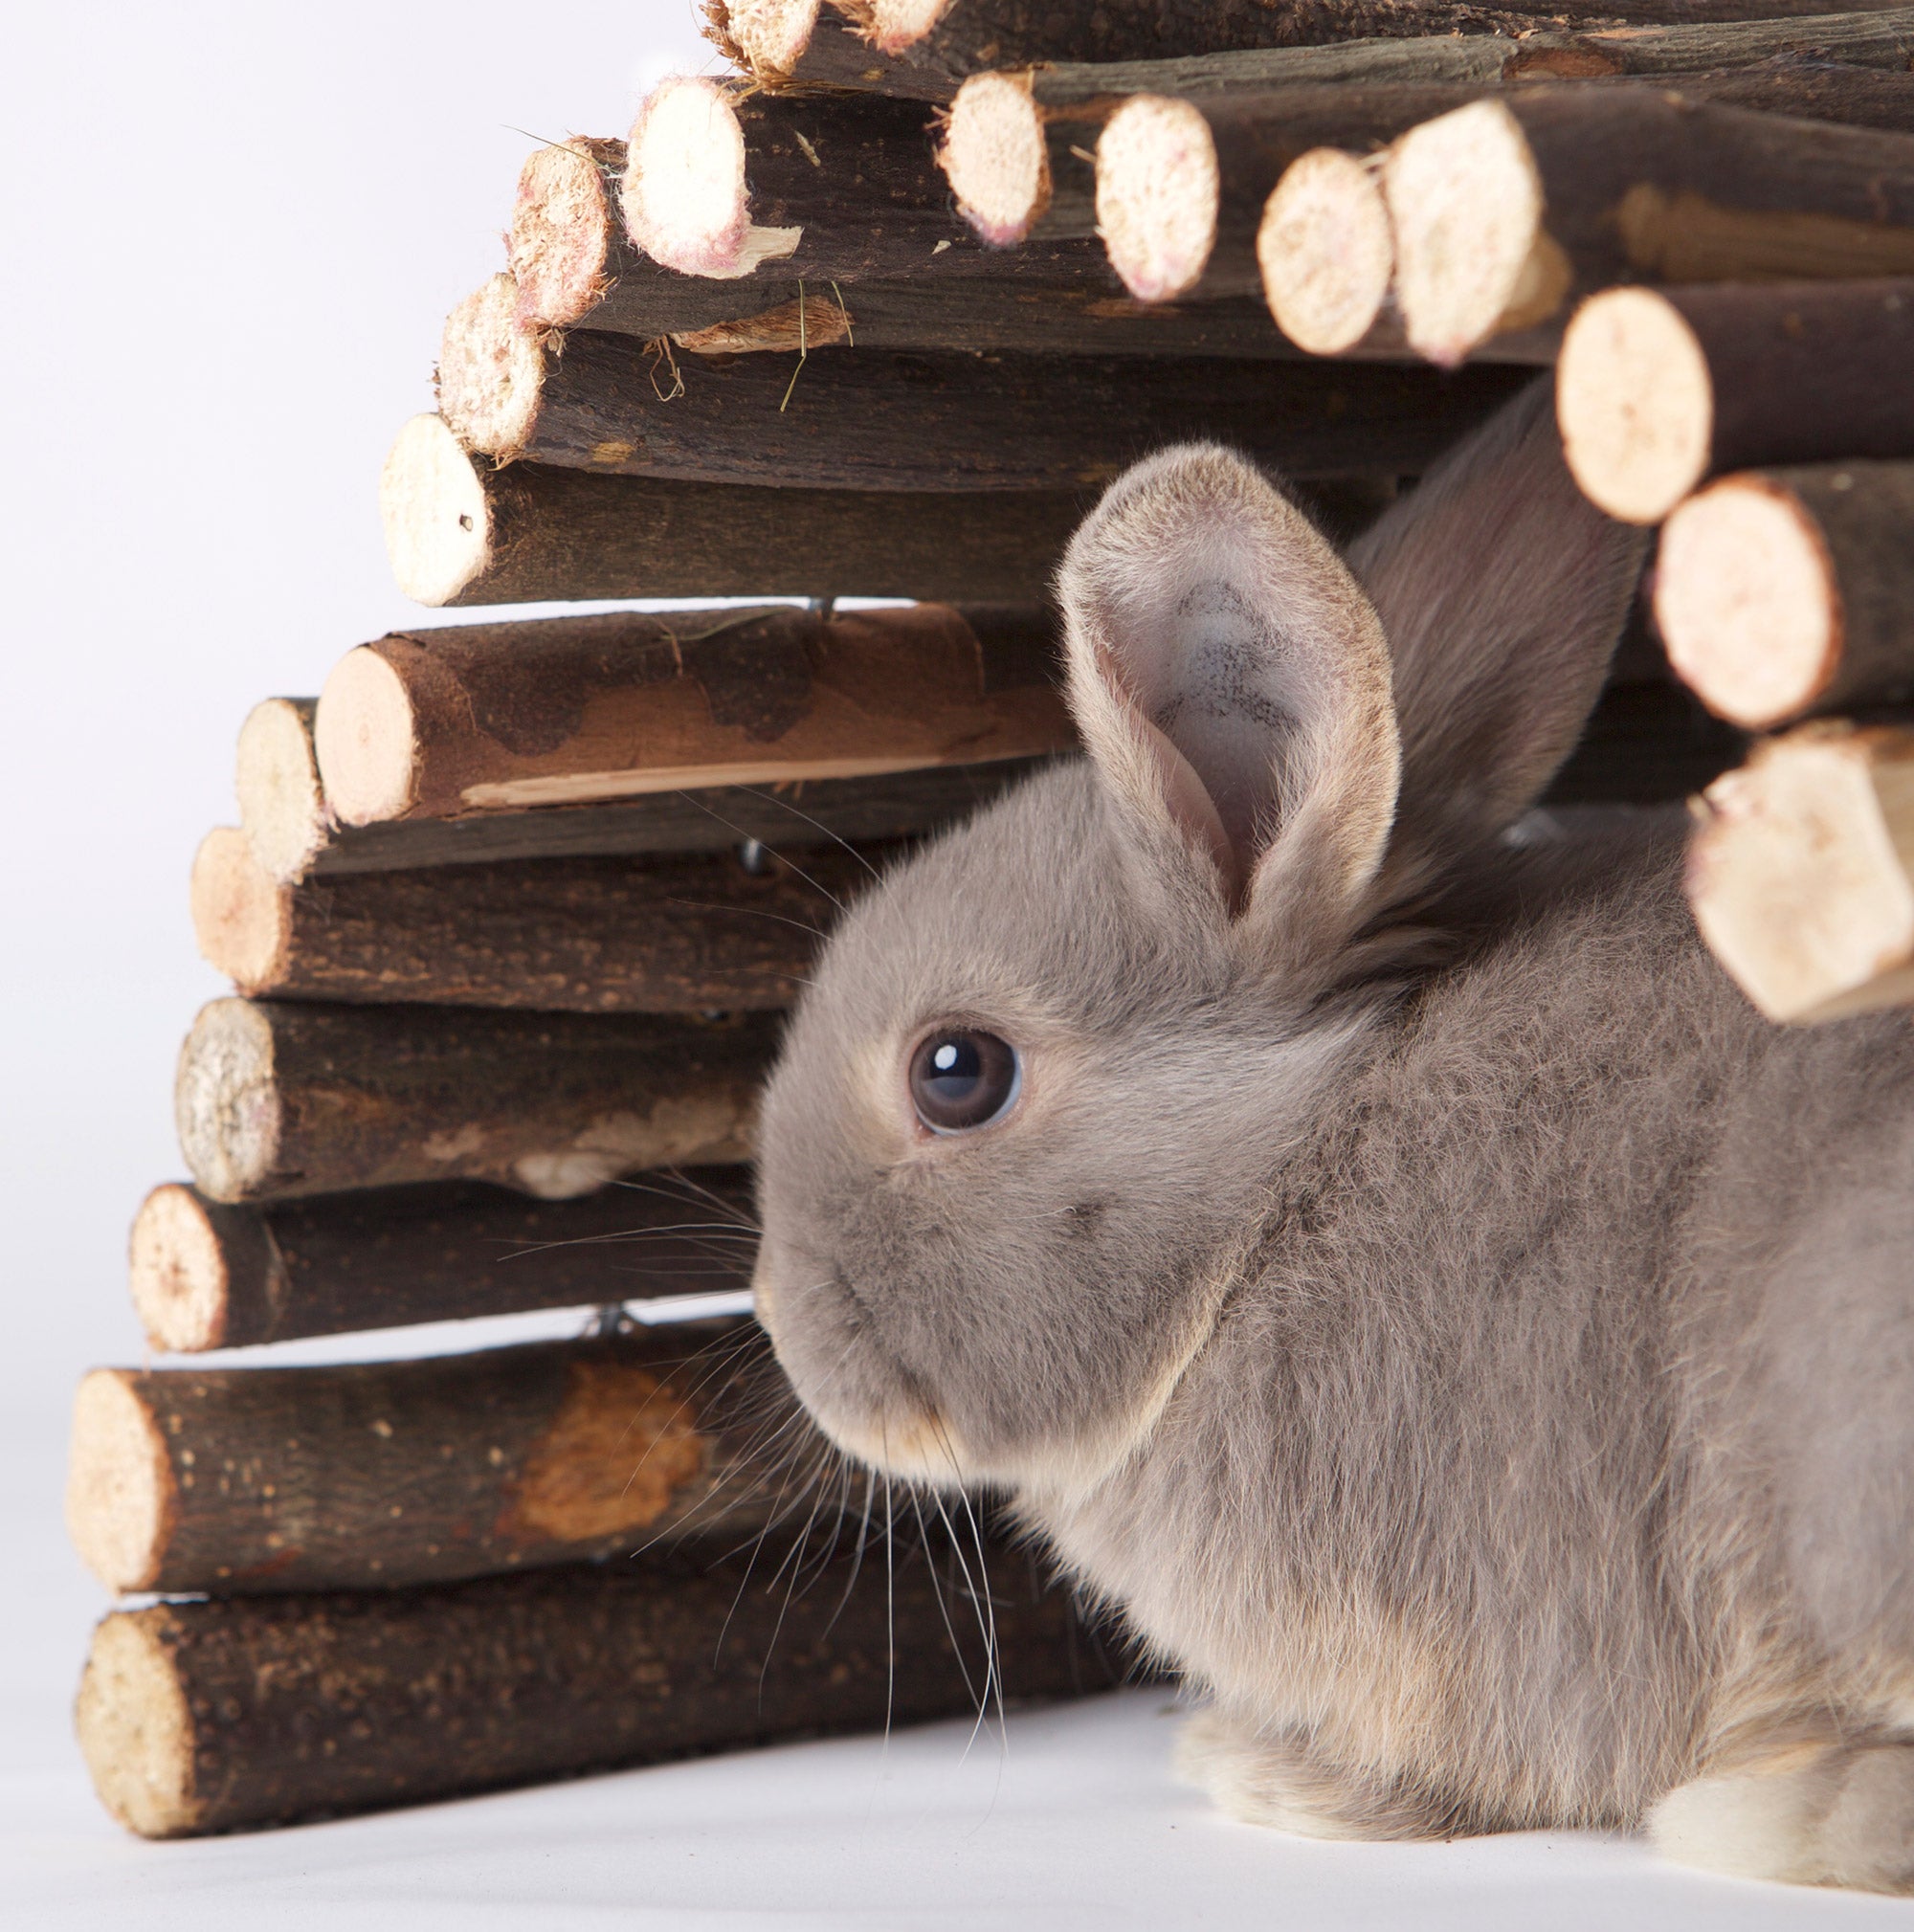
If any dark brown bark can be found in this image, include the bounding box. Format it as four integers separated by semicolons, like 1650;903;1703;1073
467;331;1533;490
193;832;877;1012
382;413;1092;607
710;0;1914;99
1620;56;1914;132
129;1171;758;1352
294;759;1057;883
314;603;1068;826
128;1172;757;1352
66;1326;801;1595
634;271;1313;360
1541;676;1747;804
1561;280;1914;524
174;997;777;1204
78;1528;1131;1836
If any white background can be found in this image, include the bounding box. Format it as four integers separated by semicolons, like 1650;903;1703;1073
0;5;1900;1922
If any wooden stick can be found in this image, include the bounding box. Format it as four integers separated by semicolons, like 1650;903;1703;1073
246;695;1050;884
312;602;1065;828
1384;90;1914;366
129;1171;757;1352
1260;74;1914;357
1557;281;1914;526
1652;460;1914;731
1616;55;1914;133
65;1326;798;1596
380;413;1089;606
506;130;1445;359
620;76;1109;285
1542;673;1746;805
174;997;775;1204
438;290;1532;490
706;0;1913;99
1259;145;1406;356
1092;84;1477;303
77;1529;1124;1838
190;828;868;1012
1687;721;1914;1023
234;699;327;884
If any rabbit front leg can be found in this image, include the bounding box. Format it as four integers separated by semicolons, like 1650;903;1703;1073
1652;1738;1914;1893
1175;1708;1472;1842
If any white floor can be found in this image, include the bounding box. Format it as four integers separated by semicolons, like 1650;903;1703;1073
13;1684;1910;1931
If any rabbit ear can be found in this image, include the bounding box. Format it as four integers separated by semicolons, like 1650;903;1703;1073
1057;443;1400;968
1349;380;1650;901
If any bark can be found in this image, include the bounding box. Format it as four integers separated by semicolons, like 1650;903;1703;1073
312;602;1067;827
444;322;1533;490
77;1527;1129;1836
504;142;1437;358
65;1325;801;1595
1541;675;1747;804
1653;460;1914;730
1688;720;1914;1022
191;828;876;1012
380;413;1091;607
128;1171;758;1352
1558;280;1914;524
1385;89;1914;363
1618;55;1914;131
708;0;1914;99
173;997;776;1205
267;757;1056;886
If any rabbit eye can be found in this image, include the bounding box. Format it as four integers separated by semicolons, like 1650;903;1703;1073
908;1030;1021;1134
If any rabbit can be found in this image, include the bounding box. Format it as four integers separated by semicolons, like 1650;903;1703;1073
747;378;1914;1894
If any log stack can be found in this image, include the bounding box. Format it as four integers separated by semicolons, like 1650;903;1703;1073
73;0;1914;1841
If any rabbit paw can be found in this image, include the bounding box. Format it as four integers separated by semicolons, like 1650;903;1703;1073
1652;1741;1914;1893
1175;1708;1460;1842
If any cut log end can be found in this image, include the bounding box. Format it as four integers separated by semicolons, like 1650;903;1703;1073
175;998;281;1204
234;698;326;885
381;414;490;608
714;0;821;79
1655;477;1839;731
190;829;290;993
1386;99;1557;367
942;72;1047;248
1689;725;1914;1024
66;1373;173;1593
624;76;750;278
313;646;419;827
128;1185;233;1354
1557;288;1714;525
865;0;946;57
1096;96;1218;304
437;272;544;461
1258;148;1393;357
510;140;617;331
76;1610;199;1839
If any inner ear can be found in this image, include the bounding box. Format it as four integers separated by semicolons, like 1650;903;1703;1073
1124;579;1298;871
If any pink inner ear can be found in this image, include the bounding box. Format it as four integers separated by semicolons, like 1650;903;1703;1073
1136;716;1244;909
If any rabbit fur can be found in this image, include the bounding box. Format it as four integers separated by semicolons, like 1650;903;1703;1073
749;382;1914;1892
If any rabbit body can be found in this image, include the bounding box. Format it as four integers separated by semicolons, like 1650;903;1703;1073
750;386;1914;1890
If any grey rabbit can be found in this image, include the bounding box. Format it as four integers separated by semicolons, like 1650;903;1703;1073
748;380;1914;1893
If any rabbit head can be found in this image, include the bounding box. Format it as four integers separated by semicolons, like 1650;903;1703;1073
751;381;1646;1495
